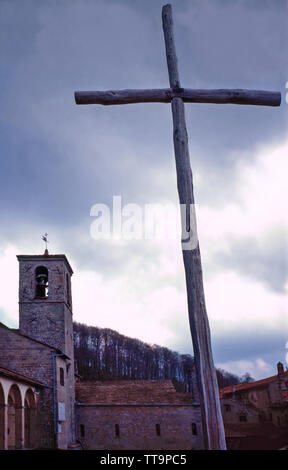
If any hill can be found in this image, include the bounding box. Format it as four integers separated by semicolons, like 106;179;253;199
73;322;251;391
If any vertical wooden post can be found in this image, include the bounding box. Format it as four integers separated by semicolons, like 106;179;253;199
162;4;226;450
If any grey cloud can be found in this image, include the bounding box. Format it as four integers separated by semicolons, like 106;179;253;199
0;309;17;329
0;0;285;275
212;230;288;293
212;328;288;367
0;0;286;374
170;325;288;369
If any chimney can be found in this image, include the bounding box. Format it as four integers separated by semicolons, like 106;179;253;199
277;362;284;375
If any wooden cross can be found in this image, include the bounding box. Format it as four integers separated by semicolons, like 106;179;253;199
74;4;281;450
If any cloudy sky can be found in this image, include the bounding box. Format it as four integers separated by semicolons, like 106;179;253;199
0;0;287;380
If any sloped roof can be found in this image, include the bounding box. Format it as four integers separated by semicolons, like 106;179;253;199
76;380;194;405
220;370;288;398
225;422;281;438
0;322;70;359
225;423;288;450
0;365;44;387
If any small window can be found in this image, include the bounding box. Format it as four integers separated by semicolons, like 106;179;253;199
80;424;85;438
239;415;247;422
224;404;231;412
277;416;281;425
191;423;197;435
115;424;120;438
66;274;71;306
156;424;161;436
60;367;65;386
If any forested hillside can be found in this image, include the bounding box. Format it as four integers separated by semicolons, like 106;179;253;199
73;322;252;391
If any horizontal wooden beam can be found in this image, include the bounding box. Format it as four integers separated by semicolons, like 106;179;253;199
75;88;281;107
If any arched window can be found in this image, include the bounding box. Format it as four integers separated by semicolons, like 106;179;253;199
35;266;48;298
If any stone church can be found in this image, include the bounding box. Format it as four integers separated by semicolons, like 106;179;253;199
0;250;203;450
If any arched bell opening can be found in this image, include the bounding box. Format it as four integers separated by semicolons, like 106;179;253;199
35;266;49;298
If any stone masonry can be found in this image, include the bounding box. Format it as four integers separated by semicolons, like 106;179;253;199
0;251;204;450
76;380;204;450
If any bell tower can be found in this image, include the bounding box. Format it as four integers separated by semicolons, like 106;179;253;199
17;251;74;359
17;250;77;449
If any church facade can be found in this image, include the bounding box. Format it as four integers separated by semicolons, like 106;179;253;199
0;252;76;449
0;251;203;450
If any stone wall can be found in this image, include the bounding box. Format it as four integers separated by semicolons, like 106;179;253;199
0;326;55;448
221;398;259;424
16;254;76;448
18;255;73;355
76;404;203;450
0;326;75;449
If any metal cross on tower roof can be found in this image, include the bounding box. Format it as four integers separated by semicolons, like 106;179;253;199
41;233;49;254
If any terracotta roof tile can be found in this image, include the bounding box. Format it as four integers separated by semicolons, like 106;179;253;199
220;370;288;398
0;365;44;387
224;422;285;439
76;380;193;405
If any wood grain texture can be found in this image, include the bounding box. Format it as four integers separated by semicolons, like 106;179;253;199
73;2;281;450
162;3;226;450
75;88;281;107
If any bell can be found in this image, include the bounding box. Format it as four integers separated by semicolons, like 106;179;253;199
36;274;48;286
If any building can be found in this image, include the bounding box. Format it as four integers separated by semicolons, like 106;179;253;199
0;365;42;449
220;363;288;449
76;379;202;450
0;250;203;450
0;252;76;449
